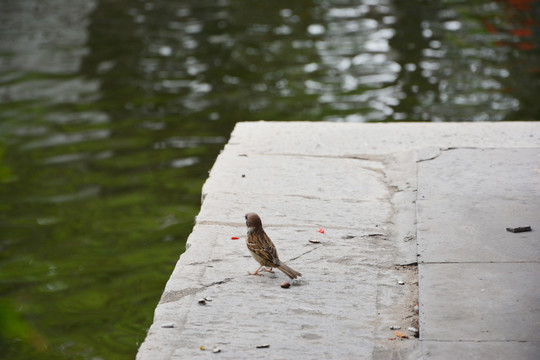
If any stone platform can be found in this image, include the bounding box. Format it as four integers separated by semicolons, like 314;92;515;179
137;122;540;359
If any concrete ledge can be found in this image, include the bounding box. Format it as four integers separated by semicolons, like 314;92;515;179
224;121;539;156
137;121;540;359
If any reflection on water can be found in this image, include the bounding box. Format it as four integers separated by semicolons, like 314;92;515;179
0;0;538;359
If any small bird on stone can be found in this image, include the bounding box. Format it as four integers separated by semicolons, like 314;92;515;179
245;212;302;279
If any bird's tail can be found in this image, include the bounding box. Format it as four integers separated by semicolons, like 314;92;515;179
277;262;302;279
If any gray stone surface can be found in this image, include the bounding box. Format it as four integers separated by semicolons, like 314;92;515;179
422;341;540;360
417;148;540;263
146;225;418;359
419;263;540;341
417;146;540;359
226;121;539;156
202;153;387;204
137;121;540;359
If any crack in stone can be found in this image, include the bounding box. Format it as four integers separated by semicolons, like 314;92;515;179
245;152;387;162
416;146;481;163
159;278;234;304
416;150;443;163
185;259;224;266
287;246;321;262
201;278;234;288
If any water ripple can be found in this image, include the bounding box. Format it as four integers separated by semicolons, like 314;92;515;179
22;129;111;150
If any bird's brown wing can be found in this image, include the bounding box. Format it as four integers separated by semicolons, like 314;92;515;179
247;230;280;266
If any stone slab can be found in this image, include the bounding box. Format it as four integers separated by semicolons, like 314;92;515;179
417;148;540;263
416;143;540;359
197;192;391;233
419;263;540;342
422;341;540;360
202;152;387;203
226;121;540;156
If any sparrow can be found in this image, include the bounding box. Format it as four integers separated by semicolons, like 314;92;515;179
245;212;302;279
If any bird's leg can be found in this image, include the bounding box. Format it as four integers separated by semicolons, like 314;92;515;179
262;267;275;273
248;265;264;276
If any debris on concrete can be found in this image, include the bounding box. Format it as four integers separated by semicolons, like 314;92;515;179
506;226;532;233
394;331;409;339
408;327;419;337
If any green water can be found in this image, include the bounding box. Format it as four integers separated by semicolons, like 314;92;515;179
0;0;538;359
